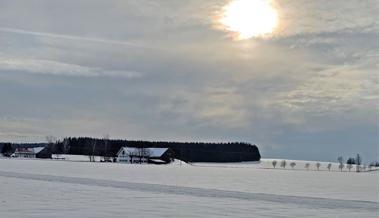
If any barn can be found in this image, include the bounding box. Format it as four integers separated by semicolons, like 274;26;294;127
12;147;51;159
116;147;173;164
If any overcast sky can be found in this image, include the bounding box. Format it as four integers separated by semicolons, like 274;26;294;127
0;0;378;162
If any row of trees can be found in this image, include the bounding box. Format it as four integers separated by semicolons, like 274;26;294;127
51;137;261;163
45;135;113;162
271;154;374;172
0;136;261;163
121;147;153;164
272;160;331;171
337;154;363;172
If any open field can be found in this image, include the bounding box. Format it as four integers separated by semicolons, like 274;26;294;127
0;158;378;217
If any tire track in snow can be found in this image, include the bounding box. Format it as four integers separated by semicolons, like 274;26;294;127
0;170;377;212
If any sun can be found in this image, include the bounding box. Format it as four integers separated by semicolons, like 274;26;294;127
220;0;278;40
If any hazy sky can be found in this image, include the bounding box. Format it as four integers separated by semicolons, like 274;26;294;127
0;0;378;162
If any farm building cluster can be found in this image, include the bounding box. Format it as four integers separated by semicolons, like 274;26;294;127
1;145;174;164
116;147;173;164
11;147;50;159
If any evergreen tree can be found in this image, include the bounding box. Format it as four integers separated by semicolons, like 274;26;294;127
1;143;13;157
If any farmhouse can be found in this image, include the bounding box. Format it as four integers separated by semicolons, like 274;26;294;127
12;147;50;159
116;147;173;164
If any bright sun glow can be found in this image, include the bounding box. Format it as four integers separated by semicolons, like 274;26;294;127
220;0;278;40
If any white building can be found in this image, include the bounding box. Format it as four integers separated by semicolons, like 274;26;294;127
116;147;171;164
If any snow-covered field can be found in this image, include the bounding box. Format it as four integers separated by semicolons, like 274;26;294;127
0;158;378;218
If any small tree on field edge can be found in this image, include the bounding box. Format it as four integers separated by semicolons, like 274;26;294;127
272;160;277;169
305;163;310;170
355;154;362;172
347;163;353;172
280;160;287;169
327;163;332;171
316;162;321;171
339;163;344;172
290;162;296;169
338;156;344;172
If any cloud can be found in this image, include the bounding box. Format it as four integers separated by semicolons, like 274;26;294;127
157;86;249;128
0;56;142;78
0;116;109;142
0;0;378;161
209;0;379;40
0;27;155;49
262;61;378;131
273;0;379;37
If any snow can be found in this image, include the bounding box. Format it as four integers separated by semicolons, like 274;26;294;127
32;147;45;154
117;147;168;157
146;147;168;157
51;154;102;162
0;158;378;217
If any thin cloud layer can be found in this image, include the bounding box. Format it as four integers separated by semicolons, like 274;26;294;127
0;56;142;78
0;0;378;161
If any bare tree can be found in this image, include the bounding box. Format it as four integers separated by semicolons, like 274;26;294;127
129;149;138;163
337;156;344;172
327;163;332;171
102;134;111;162
136;148;151;164
362;165;367;172
347;163;353;172
337;156;344;165
62;138;69;154
316;162;321;171
46;135;56;144
356;154;361;172
339;163;344;171
290;162;296;169
89;140;96;162
305;163;310;170
46;135;56;158
272;160;277;169
280;160;287;169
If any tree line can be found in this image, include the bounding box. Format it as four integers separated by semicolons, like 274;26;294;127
270;154;378;172
1;137;261;163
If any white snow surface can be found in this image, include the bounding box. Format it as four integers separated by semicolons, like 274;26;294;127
0;158;378;218
32;147;45;154
51;154;103;161
117;147;169;157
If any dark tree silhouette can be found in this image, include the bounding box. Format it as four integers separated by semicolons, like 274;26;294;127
337;156;344;172
356;154;362;172
315;162;321;171
290;162;296;169
280;160;287;169
327;163;332;171
272;160;277;168
56;137;261;163
305;163;310;170
347;163;353;172
347;158;355;165
1;143;13;157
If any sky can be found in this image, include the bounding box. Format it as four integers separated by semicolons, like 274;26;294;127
0;0;378;162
